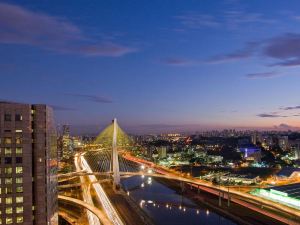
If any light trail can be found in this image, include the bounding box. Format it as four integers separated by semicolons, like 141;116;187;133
121;154;300;225
74;154;101;225
80;155;124;225
58;195;113;225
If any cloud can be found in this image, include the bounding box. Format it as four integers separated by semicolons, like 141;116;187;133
224;10;275;29
280;105;300;110
207;33;300;66
206;42;258;64
67;93;113;103
175;14;220;29
50;105;76;111
262;33;300;67
0;3;136;57
274;123;300;130
175;10;274;30
245;71;279;79
161;58;195;66
256;113;286;118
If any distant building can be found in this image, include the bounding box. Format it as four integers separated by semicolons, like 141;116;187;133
0;101;58;225
238;145;261;163
251;132;262;145
295;145;300;160
157;146;167;159
278;136;289;151
61;125;73;160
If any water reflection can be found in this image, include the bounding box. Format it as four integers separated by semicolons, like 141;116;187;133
122;176;237;225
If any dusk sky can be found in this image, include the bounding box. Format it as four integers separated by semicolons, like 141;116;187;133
1;0;300;134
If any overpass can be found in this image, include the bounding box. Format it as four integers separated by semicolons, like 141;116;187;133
59;119;300;225
58;195;113;225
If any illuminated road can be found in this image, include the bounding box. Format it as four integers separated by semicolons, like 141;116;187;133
58;195;113;225
121;153;300;225
80;153;125;225
61;149;300;225
74;154;101;225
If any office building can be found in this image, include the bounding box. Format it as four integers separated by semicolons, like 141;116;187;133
0;102;58;225
157;146;167;159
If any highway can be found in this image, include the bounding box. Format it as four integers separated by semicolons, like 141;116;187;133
121;152;300;225
74;154;101;225
58;195;113;225
80;153;125;225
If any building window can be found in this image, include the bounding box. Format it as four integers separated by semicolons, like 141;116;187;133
5;178;12;185
16;157;22;164
5;167;12;174
16;186;23;193
16;167;22;174
15;130;22;133
16;197;23;203
5;217;12;224
15;114;22;121
16;137;22;145
5;207;12;214
4;138;12;145
16;178;22;184
4;157;12;164
16;206;23;214
16;216;23;223
5;187;12;194
16;148;22;154
4;148;12;155
5;197;12;204
4;114;11;121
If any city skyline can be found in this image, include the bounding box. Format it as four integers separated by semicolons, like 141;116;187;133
1;0;300;133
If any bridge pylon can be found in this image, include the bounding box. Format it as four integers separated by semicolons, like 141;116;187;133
111;118;120;189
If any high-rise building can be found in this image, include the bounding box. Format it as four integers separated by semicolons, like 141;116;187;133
279;136;289;151
157;146;167;159
0;102;58;225
61;125;73;160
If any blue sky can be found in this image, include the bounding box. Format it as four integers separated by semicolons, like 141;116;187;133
1;0;300;134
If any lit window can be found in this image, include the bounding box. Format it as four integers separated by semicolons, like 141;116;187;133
16;206;23;214
16;178;22;184
16;216;23;223
5;167;12;174
5;178;12;185
16;137;22;145
5;148;12;155
5;187;12;194
16;148;22;154
16;187;23;193
6;217;12;224
5;197;12;204
16;167;23;174
15;130;22;133
4;138;12;145
5;207;12;214
16;197;23;203
15;114;22;121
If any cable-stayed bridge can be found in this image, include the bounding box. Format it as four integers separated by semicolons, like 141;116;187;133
58;119;300;225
